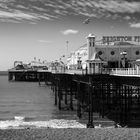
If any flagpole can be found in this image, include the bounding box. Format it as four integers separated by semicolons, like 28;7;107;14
66;41;69;68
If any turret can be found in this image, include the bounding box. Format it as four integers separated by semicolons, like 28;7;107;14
87;33;96;60
86;34;96;74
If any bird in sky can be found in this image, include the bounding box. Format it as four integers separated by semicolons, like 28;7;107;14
83;18;91;24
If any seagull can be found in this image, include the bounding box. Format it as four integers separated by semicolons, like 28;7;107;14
83;18;91;24
95;124;102;128
114;123;122;128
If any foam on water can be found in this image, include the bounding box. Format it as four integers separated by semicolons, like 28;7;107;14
0;116;86;129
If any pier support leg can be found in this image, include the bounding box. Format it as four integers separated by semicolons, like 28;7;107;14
87;83;94;128
101;83;105;118
55;83;57;105
64;76;68;105
51;75;54;91
77;102;81;118
70;81;73;110
65;89;67;105
38;73;41;86
52;76;55;92
8;73;13;81
58;81;62;110
77;82;82;118
44;73;47;85
58;90;61;110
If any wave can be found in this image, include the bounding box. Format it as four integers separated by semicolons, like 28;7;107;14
0;116;86;129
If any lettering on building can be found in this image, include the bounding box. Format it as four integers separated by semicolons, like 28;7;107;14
102;36;140;44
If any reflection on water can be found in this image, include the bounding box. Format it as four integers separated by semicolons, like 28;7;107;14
0;76;86;128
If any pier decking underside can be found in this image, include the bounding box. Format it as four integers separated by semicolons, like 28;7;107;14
8;71;140;127
8;71;38;81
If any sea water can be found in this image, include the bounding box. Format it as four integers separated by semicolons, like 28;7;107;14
0;75;86;128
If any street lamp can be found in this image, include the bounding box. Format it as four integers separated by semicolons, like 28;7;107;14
59;55;65;62
66;41;69;58
66;41;69;69
120;51;127;68
77;52;82;69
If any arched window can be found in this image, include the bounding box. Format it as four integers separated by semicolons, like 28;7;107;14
111;51;115;55
136;51;139;55
89;42;92;47
98;51;102;55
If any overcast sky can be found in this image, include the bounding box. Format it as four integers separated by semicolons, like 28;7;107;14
0;0;140;70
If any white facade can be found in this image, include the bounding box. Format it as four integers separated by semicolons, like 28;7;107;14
67;33;97;70
67;44;88;69
67;34;140;70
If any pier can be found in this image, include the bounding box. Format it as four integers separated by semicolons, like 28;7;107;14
8;33;140;128
36;70;140;128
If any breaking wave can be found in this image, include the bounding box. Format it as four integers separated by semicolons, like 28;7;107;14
0;116;86;129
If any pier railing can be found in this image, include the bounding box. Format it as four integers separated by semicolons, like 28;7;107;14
110;68;140;76
48;68;110;75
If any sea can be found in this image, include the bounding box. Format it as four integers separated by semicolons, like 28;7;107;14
0;75;86;129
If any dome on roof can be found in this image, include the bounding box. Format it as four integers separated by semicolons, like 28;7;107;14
87;33;95;38
136;59;140;62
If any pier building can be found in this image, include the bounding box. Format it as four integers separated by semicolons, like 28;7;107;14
67;34;140;74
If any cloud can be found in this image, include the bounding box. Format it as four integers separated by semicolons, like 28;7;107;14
29;22;37;25
124;15;131;20
129;23;140;28
0;0;58;23
38;40;52;43
61;29;79;35
95;1;140;14
0;10;39;20
0;0;140;23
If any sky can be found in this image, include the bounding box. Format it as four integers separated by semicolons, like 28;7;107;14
0;0;140;70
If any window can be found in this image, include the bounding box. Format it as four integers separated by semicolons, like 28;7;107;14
89;42;94;47
98;51;102;55
89;42;92;47
111;51;115;55
136;51;139;55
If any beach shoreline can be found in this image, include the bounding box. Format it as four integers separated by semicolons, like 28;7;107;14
0;128;139;140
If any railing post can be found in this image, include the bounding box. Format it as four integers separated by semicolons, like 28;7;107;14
137;66;139;75
116;68;117;74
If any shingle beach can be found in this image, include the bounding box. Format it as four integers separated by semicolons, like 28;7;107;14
0;128;140;140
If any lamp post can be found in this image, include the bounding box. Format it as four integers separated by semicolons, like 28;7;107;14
66;41;69;60
120;51;127;68
66;41;69;69
59;55;66;71
59;55;65;62
77;52;81;69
